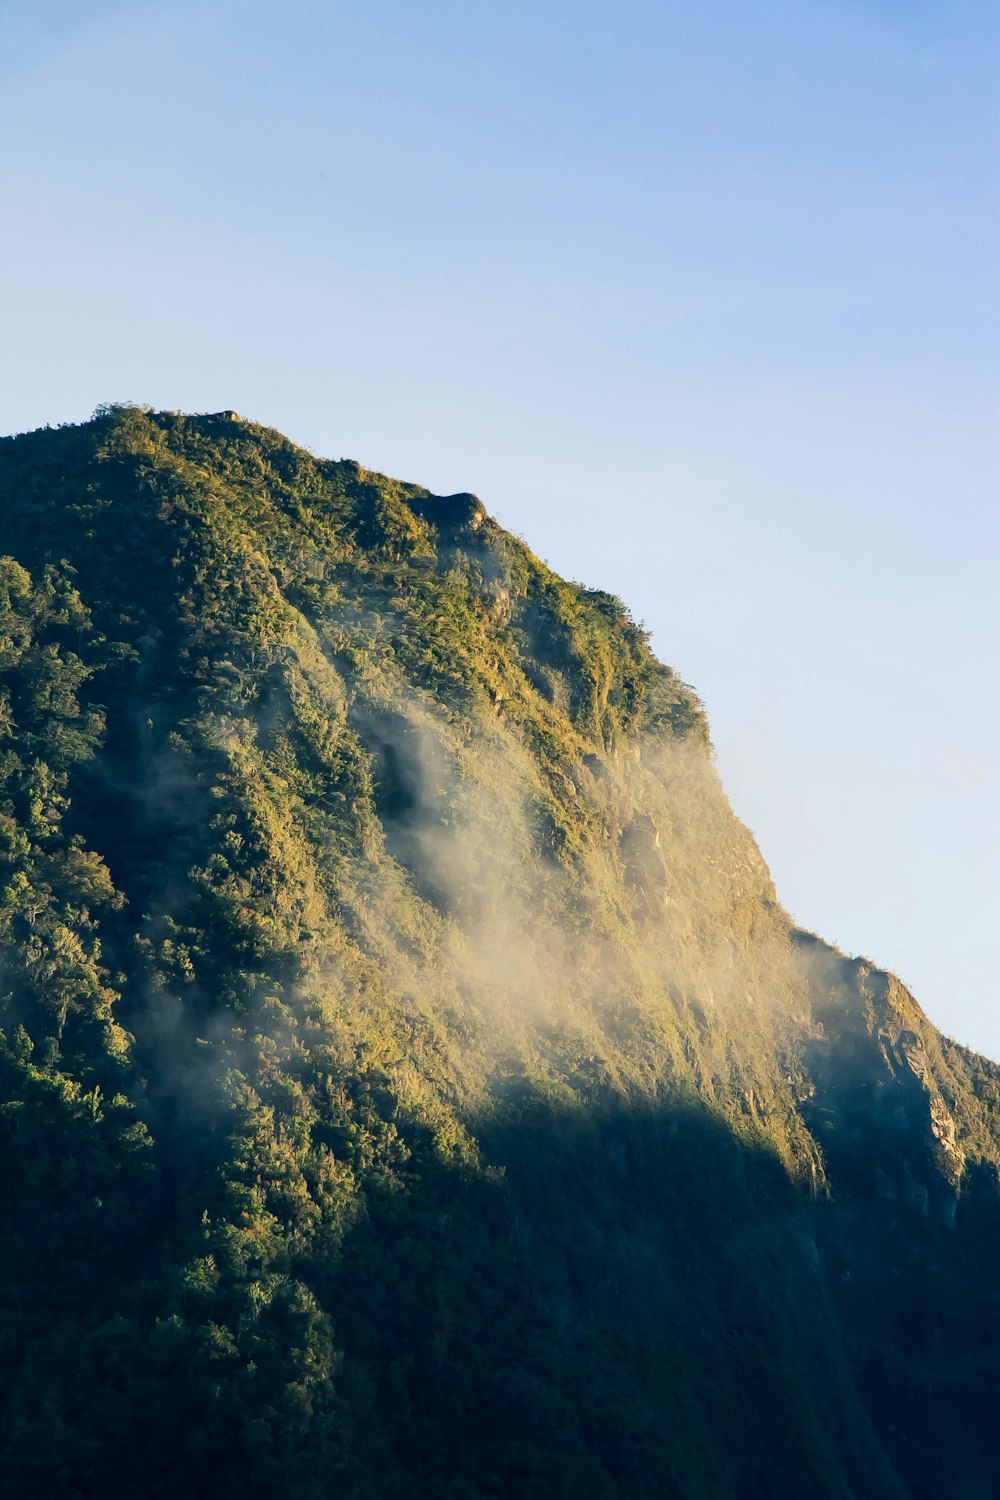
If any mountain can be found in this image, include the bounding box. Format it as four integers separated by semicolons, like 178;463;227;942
1;405;999;1499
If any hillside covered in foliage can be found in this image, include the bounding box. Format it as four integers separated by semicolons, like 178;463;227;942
2;406;999;1499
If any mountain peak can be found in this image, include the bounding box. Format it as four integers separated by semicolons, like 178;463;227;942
1;410;998;1499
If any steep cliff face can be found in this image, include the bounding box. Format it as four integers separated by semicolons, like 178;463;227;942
0;406;997;1499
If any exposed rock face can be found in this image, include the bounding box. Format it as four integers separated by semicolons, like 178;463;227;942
620;811;668;911
410;489;487;530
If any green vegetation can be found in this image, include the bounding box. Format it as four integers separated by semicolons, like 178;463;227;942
0;405;998;1498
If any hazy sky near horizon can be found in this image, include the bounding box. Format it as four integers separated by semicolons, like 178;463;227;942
3;2;999;1052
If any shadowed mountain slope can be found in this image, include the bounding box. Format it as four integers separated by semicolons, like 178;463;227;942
1;405;998;1498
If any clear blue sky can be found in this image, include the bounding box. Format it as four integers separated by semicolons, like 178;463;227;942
3;1;999;1052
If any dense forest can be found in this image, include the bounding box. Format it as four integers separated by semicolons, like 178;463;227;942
2;405;1000;1498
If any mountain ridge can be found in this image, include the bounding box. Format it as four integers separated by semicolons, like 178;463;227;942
1;405;998;1499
